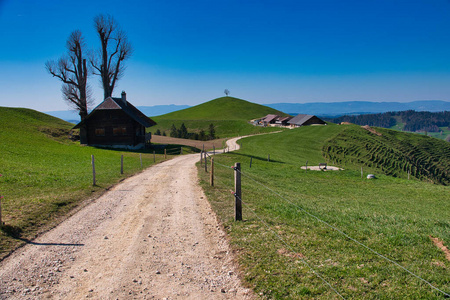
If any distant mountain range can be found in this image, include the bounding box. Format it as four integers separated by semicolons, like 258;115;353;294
266;100;450;117
44;100;450;123
45;104;191;123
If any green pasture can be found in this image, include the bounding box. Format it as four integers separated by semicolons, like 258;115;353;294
0;107;175;258
198;125;450;299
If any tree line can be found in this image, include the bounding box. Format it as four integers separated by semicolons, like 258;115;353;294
154;123;217;141
327;110;450;133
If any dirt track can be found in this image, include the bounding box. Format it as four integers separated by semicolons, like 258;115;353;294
0;141;253;299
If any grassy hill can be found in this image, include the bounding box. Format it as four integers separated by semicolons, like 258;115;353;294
0;107;166;258
323;125;450;185
150;96;289;138
198;125;450;298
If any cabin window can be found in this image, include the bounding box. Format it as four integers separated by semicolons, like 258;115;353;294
95;128;105;136
113;127;127;135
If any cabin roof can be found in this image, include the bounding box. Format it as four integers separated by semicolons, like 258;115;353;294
73;97;156;129
262;114;279;123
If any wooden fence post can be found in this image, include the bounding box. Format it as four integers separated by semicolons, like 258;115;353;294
181;147;183;155
234;163;242;221
210;157;214;186
140;153;143;168
213;145;215;156
153;151;156;163
204;152;208;172
268;154;270;162
408;170;410;180
361;167;363;179
250;157;253;168
121;155;124;174
92;155;96;186
164;149;167;159
200;151;203;166
305;160;308;173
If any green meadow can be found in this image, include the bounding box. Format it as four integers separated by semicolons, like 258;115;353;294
198;125;450;299
0;107;175;258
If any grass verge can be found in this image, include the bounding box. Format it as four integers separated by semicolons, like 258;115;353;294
198;126;450;299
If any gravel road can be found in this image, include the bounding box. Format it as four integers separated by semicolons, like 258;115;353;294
0;141;253;299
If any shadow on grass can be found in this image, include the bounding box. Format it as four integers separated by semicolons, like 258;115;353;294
1;225;84;247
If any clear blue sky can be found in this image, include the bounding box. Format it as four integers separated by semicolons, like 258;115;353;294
1;0;450;112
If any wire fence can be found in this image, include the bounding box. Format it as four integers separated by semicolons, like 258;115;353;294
201;153;450;298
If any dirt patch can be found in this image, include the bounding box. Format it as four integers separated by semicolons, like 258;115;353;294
152;135;227;150
361;125;382;136
430;236;450;261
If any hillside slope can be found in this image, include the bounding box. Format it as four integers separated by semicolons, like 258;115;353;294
323;125;450;185
158;96;288;120
151;96;289;138
199;125;450;298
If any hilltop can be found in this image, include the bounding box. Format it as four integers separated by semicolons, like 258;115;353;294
158;96;288;120
151;96;289;138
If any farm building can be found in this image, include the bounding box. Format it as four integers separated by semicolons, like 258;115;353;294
261;114;280;126
73;91;156;149
258;114;293;126
288;114;326;127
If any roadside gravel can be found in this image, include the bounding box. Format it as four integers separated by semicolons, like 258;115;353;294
0;143;253;299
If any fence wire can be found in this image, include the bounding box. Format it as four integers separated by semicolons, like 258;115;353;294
236;194;346;299
229;167;450;298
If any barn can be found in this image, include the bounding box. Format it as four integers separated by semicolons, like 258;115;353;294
288;114;326;127
73;91;156;149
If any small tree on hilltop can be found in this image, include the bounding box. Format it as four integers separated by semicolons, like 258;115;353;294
224;89;230;96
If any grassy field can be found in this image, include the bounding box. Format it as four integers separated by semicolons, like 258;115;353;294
198;126;450;299
150;96;289;138
0;107;180;258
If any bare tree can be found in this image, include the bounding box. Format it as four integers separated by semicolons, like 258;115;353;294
224;89;230;96
46;30;92;120
91;14;132;99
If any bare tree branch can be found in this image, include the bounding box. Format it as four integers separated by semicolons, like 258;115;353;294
45;30;92;120
91;14;133;99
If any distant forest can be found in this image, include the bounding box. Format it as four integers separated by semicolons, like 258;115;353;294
326;110;450;133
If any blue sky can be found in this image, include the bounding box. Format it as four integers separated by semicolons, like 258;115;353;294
1;0;450;112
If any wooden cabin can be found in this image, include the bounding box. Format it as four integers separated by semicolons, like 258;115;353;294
74;91;156;149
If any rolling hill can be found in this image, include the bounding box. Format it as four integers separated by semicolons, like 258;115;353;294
158;96;288;120
151;96;289;138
